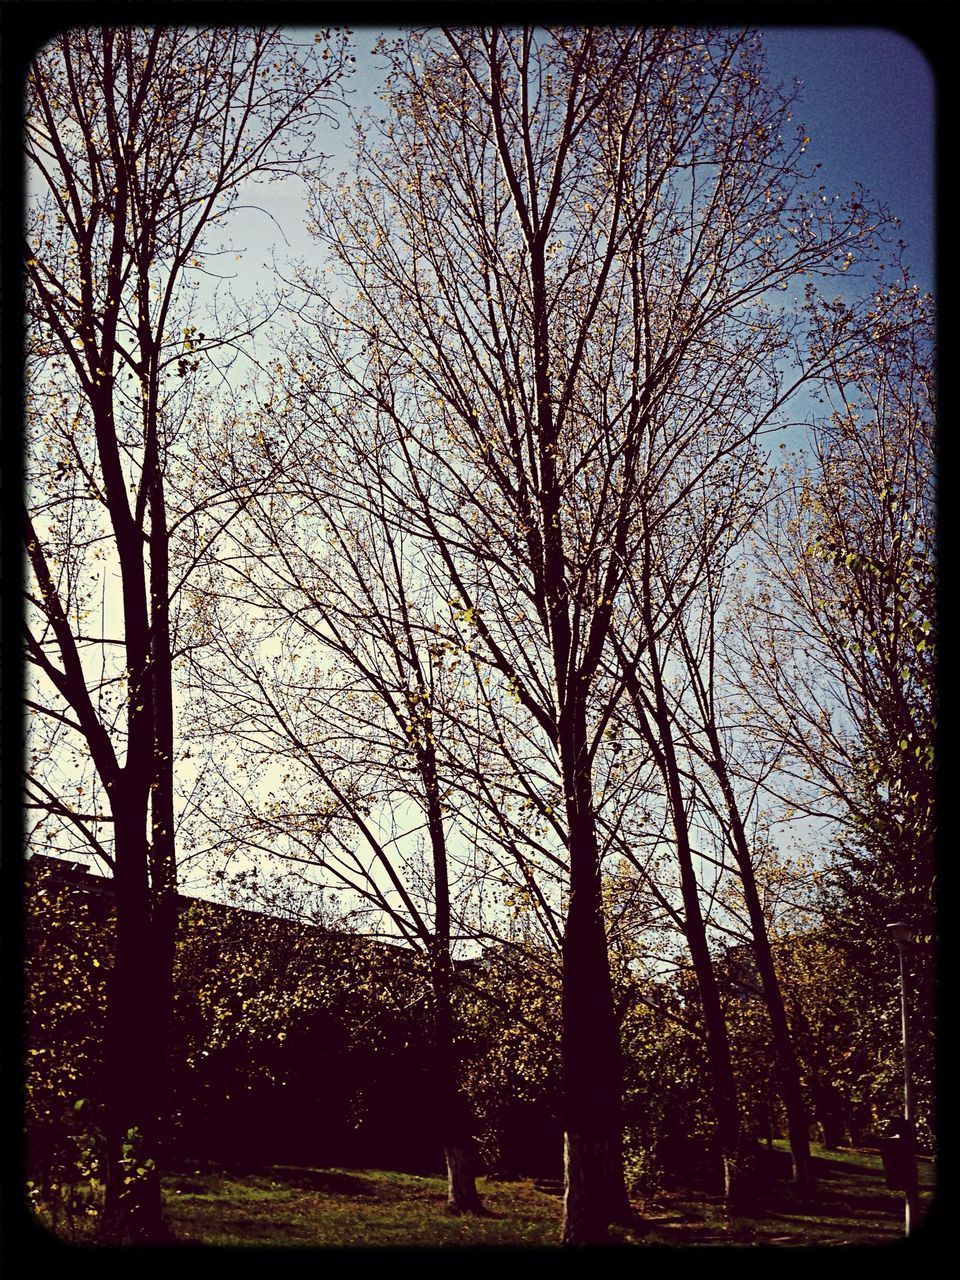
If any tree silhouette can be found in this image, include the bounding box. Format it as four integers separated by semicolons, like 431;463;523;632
24;26;349;1240
294;26;889;1242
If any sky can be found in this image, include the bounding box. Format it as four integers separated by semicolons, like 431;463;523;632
236;25;935;305
184;24;938;909
24;23;936;904
758;26;935;294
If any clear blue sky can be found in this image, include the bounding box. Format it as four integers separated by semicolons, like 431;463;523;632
759;26;935;294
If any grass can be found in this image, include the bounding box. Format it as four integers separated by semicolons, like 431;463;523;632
630;1140;937;1247
160;1143;936;1248
164;1165;562;1247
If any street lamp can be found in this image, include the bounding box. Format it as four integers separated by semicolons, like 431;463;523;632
886;921;920;1235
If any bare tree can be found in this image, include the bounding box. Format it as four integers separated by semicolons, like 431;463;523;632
292;26;887;1242
736;278;935;920
184;410;493;1212
23;26;349;1240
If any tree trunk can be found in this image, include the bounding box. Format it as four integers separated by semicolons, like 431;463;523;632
423;737;485;1215
810;1077;847;1150
560;712;631;1245
630;619;749;1215
748;937;815;1193
444;1141;484;1215
147;463;179;1175
683;901;750;1214
560;894;631;1242
99;801;173;1243
432;968;485;1215
702;721;816;1195
100;493;177;1241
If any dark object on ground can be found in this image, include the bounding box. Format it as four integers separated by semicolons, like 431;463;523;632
879;1120;916;1193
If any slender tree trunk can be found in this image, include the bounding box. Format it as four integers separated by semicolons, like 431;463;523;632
100;459;178;1243
531;228;629;1237
435;992;485;1214
431;945;485;1214
147;466;179;1177
627;616;749;1214
718;778;815;1193
423;737;485;1214
662;579;819;1194
667;819;748;1211
95;514;168;1244
682;905;750;1212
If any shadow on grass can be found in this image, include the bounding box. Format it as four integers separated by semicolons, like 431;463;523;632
264;1167;378;1197
632;1143;933;1246
161;1145;933;1247
754;1147;898;1214
167;1160;379;1197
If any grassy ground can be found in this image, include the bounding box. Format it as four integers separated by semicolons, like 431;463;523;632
161;1143;936;1248
164;1165;561;1247
630;1142;936;1247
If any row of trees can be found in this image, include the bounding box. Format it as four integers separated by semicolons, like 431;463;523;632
24;26;935;1244
25;857;915;1238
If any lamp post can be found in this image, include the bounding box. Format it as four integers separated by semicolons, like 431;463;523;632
886;921;920;1235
